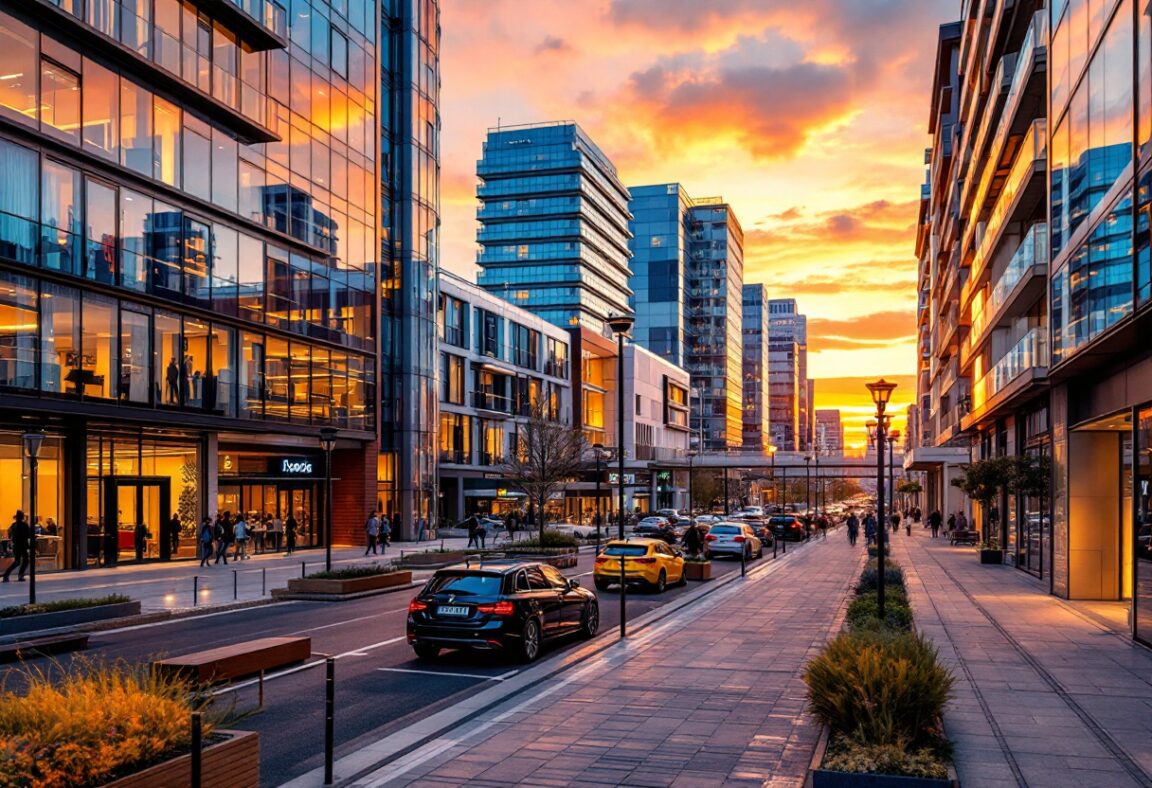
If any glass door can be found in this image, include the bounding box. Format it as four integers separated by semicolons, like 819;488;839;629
279;486;315;547
102;477;171;565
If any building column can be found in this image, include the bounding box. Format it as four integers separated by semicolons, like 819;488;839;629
332;438;379;546
204;433;218;522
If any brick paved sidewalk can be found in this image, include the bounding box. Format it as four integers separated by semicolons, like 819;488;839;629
354;534;866;788
892;528;1152;788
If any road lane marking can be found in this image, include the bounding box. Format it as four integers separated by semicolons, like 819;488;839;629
292;608;408;634
375;667;511;681
97;603;293;634
211;636;407;696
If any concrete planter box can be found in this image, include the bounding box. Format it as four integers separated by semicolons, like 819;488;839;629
807;726;956;788
105;729;259;787
403;551;466;568
979;549;1003;565
0;600;142;636
285;571;412;595
684;561;713;581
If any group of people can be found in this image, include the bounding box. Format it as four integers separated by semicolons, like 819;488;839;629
199;510;302;566
844;507;921;547
363;511;392;555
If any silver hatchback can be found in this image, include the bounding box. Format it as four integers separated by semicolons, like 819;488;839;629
704;522;763;559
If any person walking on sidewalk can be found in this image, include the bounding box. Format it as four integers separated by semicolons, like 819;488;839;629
379;514;391;553
863;511;877;546
2;511;30;583
285;512;298;555
476;517;488;549
465;514;479;548
214;514;230;565
946;512;956;535
846;512;860;547
928;509;942;538
365;510;380;555
234;515;249;560
199;517;215;566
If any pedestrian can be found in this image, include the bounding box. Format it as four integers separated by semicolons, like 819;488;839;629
168;512;181;557
271;513;284;551
234;515;249;560
863;511;877;546
199;517;215;566
2;510;31;582
466;514;479;548
846;512;860;547
379;514;392;553
285;512;298;555
507;510;519;542
890;511;901;535
946;512;956;534
682;521;703;557
956;511;969;533
929;509;942;538
134;521;149;562
365;510;380;555
477;517;488;549
416;515;426;542
214;514;230;565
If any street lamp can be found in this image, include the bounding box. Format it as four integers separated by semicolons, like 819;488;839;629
866;378;897;618
686;449;698;518
889;429;901;531
768;445;778;513
804;454;812;517
592;443;608;555
607;314;634;639
319;427;338;572
22;431;44;604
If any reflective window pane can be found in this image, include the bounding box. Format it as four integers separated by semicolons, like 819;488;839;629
41;161;82;275
184;317;209;408
155;311;182;405
0;139;37;266
239;330;263;417
0;271;38;389
211;323;235;416
264;335;289;420
0;15;38;126
40;282;79;395
184;217;211;306
150;203;182;299
119;307;151;403
82;58;119;159
183;114;211;201
120;80;153;175
81;293;116;398
85;179;117;284
40;59;80;142
237;233;264;323
211;128;238;212
154;95;182;186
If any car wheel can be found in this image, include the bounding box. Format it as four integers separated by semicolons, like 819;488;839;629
594;577;611;592
519;618;542;663
580;602;600;638
652;570;667;594
413;642;439;660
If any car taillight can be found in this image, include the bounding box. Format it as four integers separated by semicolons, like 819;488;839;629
705;534;717;541
634;557;656;564
734;536;746;542
594;555;608;563
476;600;516;616
408;599;428;613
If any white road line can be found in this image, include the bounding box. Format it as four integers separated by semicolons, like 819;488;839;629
211;636;407;696
292;608;407;634
375;667;511;681
96;602;293;634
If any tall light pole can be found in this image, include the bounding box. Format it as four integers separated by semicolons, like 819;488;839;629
687;449;697;516
592;443;607;555
866;379;897;619
768;445;778;513
22;431;44;604
804;454;812;516
319;427;338;572
889;429;901;530
608;314;634;639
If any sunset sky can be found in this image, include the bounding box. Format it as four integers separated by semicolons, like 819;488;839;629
438;0;957;450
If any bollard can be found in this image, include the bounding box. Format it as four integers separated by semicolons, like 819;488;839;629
619;555;627;638
302;561;306;578
324;657;335;785
192;575;198;607
262;567;267;596
440;538;444;551
190;711;203;788
740;545;746;577
782;531;787;554
233;570;238;600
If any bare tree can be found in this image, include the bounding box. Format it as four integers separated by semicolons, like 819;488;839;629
500;402;586;542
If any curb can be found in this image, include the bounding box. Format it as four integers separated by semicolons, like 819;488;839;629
271;582;417;602
281;536;819;787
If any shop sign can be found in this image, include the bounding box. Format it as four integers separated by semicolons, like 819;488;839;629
608;473;637;486
270;457;319;476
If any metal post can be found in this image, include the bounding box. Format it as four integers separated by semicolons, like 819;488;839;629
28;455;37;604
740;542;746;577
594;451;602;555
771;452;777;512
619;554;626;639
876;419;887;618
805;456;811;518
773;532;778;559
723;467;730;516
233;569;238;600
608;317;633;640
191;711;203;788
324;657;335;785
262;567;266;596
192;575;198;607
324;448;333;572
302;561;306;578
687;451;694;518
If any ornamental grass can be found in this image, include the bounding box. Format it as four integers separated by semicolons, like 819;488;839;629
0;658;210;787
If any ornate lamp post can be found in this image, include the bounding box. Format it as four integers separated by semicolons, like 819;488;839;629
607;314;635;639
319;427;338;572
865;379;897;618
22;431;44;604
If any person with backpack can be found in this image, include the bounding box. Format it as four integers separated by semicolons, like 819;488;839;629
379;514;391;553
214;513;230;565
199;517;215;566
365;510;380;556
234;514;249;560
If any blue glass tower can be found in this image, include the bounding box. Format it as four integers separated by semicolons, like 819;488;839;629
475;122;633;332
627;184;692;366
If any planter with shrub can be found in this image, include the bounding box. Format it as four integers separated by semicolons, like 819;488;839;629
0;595;141;636
803;560;955;786
280;565;413;598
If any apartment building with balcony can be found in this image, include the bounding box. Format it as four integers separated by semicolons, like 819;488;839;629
436;270;572;522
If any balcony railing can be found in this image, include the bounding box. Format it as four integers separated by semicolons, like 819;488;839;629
966;223;1047;360
971;327;1047;409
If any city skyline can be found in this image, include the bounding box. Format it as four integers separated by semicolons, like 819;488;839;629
436;0;954;443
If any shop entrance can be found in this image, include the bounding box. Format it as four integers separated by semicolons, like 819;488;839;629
217;482;318;549
100;477;171;566
1068;412;1132;601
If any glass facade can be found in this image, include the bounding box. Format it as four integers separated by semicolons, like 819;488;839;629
626;184;690;366
741;284;770;452
767;299;808;451
475;122;633;334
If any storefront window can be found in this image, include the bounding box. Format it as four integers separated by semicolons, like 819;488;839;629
1137;406;1152;646
40;282;79;395
154;310;182;405
0;271;38;389
41;161;82;275
82;293;116;398
0;433;64;567
119;307;150;403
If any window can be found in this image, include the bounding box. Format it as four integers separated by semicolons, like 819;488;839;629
264;335;289;420
211;128;238;212
289;341;309;422
183;4;211;93
154;311;183;405
149;203;182;299
40;283;79;395
40;59;80;142
0;15;38;126
183;318;209;408
239;330;264;417
183;114;211;201
479;419;504;465
237;234;264;322
545;337;568;378
0;272;37;389
331;28;348;78
211;224;239;314
120;80;153;176
82;58;118;159
310;347;330;422
119;307;151;403
438;294;465;346
479;309;499;357
441;353;464;404
79;294;116;398
84;178;117;284
211;324;235;416
438;413;471;463
41;161;82;275
212;22;238;107
154;95;182;186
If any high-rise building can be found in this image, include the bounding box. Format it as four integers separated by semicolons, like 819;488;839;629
0;0;382;567
474;122;633;334
741;284;771;452
628;184;744;450
767;299;807;451
914;1;1152;648
378;0;442;539
814;410;843;455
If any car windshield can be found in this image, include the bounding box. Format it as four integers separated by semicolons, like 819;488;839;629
603;544;650;556
425;574;502;596
710;525;741;534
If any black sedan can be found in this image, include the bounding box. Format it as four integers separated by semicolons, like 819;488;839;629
407;561;599;662
769;515;807;541
632;521;679;543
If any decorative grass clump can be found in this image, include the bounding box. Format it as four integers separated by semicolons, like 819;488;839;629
803;629;953;749
854;561;905;595
0;594;132;619
307;564;394;580
0;658;209;787
845;590;914;632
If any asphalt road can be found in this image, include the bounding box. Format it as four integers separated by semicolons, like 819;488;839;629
5;547;756;786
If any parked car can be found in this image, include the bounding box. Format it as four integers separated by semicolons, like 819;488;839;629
694;515;720;526
704;522;763;560
656;508;687;524
406;561;598;663
547;523;603;539
594;538;685;592
769;515;806;541
739;506;765;518
634;518;678;543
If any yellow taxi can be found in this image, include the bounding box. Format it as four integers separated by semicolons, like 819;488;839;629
593;538;685;593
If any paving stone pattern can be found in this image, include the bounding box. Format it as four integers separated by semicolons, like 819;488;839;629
384;537;865;787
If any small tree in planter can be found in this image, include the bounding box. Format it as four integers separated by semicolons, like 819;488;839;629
500;402;586;543
951;457;1012;562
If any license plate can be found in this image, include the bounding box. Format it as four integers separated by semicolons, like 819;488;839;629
438;605;469;617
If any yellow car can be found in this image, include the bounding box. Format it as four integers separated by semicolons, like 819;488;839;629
593;538;685;593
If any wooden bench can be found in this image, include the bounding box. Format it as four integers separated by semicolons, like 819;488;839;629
152;636;311;685
0;632;90;663
950;529;979;546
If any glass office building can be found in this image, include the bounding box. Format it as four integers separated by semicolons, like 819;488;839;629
627;183;691;367
475;122;633;334
377;0;440;539
767;299;807;451
742;283;770;452
0;0;381;568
